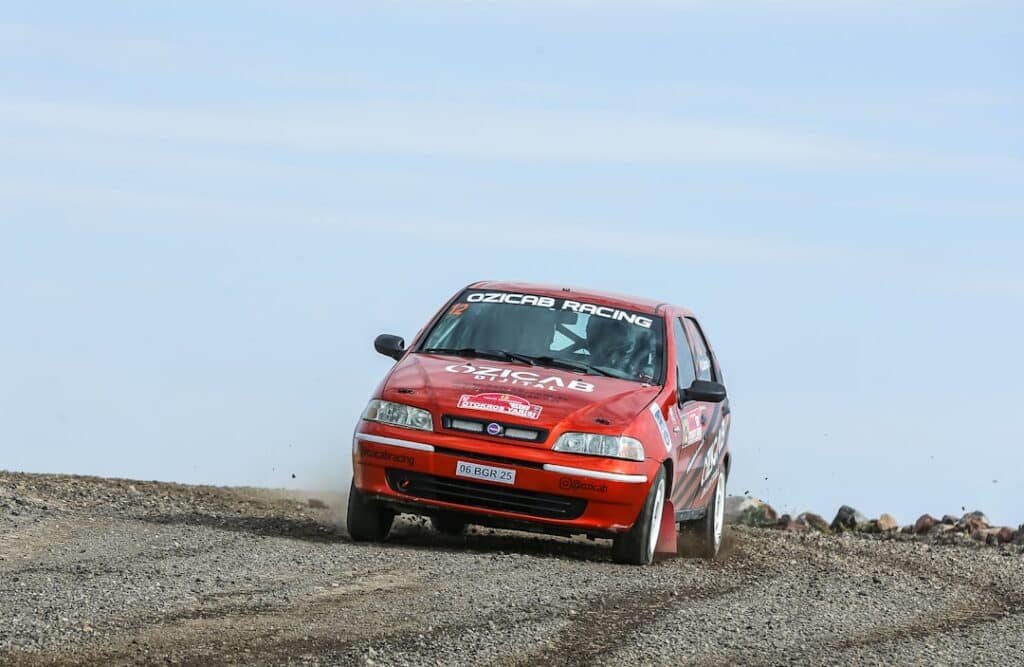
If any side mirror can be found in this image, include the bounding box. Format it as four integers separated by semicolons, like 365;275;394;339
374;334;406;361
682;379;727;403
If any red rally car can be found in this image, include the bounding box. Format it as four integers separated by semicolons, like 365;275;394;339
347;281;731;565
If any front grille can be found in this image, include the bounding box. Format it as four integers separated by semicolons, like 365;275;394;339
385;469;586;520
441;415;548;443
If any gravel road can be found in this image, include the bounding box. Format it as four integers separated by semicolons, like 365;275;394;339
2;471;1022;666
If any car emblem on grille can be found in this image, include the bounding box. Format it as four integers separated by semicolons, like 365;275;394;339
486;422;502;436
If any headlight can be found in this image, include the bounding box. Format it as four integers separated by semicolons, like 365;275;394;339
552;433;645;462
362;399;433;432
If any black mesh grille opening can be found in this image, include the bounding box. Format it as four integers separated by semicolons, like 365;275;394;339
385;469;586;520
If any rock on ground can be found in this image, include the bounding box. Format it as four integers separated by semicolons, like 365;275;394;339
723;496;777;527
831;505;870;532
877;513;900;532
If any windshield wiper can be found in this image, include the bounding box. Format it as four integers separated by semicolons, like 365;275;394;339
524;355;621;378
499;351;539;366
421;347;536;366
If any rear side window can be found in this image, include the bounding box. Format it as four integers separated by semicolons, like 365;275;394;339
672;318;697;389
684;317;715;382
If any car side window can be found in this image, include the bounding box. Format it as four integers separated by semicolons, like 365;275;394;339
684;317;715;382
673;317;697;389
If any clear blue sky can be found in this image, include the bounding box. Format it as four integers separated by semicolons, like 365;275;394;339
2;2;1022;525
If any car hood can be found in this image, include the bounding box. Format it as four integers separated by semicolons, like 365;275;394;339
380;352;661;447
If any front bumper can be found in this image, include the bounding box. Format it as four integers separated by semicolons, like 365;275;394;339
352;422;656;535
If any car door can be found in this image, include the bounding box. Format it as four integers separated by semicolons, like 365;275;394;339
669;316;705;511
681;316;729;507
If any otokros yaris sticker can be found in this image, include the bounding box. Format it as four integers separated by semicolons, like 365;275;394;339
457;393;543;420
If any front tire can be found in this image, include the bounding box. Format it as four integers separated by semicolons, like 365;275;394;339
683;471;726;558
346;480;394;542
612;466;667;565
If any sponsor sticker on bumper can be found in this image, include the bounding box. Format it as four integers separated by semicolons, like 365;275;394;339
558;477;608;493
455;460;516;485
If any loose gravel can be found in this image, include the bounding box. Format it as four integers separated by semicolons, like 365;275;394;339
2;471;1022;666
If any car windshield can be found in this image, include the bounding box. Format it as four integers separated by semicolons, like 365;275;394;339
419;290;665;385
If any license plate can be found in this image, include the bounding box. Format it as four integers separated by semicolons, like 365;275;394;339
455;460;516;485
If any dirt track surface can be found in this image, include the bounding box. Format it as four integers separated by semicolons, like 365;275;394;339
2;471;1023;666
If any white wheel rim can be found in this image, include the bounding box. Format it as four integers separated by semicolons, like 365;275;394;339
712;473;725;552
647;478;666;561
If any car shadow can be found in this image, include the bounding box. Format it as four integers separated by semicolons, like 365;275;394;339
381;517;616;563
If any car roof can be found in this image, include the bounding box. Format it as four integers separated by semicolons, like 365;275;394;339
468;280;692;317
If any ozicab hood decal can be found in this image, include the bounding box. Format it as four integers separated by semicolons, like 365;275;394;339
382;353;662;445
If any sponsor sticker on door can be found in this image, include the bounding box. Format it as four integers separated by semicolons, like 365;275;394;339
457;393;543;420
684;409;704;445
